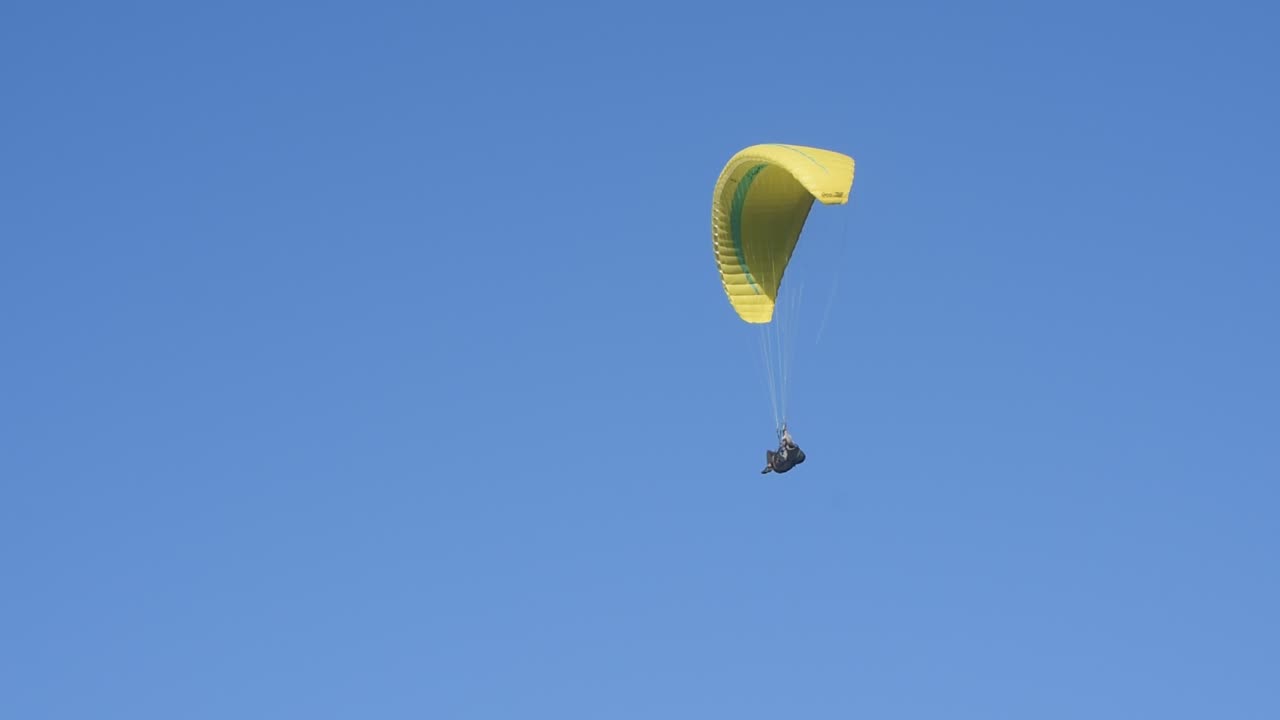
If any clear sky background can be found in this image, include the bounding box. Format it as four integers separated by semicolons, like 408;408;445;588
3;1;1278;718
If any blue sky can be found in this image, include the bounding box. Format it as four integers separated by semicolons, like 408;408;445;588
3;1;1278;717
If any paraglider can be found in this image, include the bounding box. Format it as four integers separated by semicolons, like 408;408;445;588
709;143;856;473
761;426;805;474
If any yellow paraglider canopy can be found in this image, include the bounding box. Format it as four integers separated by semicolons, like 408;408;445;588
711;144;855;323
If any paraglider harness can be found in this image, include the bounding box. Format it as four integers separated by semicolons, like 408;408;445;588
761;426;806;474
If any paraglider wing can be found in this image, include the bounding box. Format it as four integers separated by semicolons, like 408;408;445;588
711;144;855;323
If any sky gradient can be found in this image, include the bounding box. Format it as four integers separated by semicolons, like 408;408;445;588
3;1;1278;718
